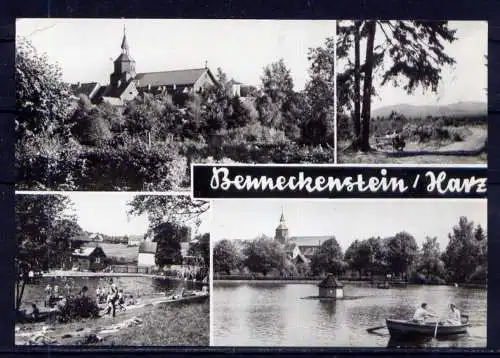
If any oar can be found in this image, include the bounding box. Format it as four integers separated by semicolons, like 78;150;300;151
433;316;441;338
367;325;386;333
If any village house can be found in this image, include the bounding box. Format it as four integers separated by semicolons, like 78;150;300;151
72;246;107;272
70;29;243;106
274;210;333;264
137;240;158;267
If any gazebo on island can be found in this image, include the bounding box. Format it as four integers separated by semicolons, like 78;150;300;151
318;274;344;299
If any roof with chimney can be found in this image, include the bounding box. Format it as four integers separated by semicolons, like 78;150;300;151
289;236;333;248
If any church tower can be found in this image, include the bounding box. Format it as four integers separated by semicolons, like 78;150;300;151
275;208;289;245
110;27;136;88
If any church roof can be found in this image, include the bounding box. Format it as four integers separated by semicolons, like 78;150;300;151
276;223;288;230
115;53;134;63
135;68;212;88
289;236;333;248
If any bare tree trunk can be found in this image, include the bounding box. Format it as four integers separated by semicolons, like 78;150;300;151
16;280;26;311
361;21;376;152
353;20;362;147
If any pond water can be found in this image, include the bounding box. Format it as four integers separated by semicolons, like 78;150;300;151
20;276;202;310
213;281;486;348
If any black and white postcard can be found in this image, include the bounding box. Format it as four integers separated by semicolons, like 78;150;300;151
15;193;210;346
15;19;336;191
211;199;487;347
336;21;487;164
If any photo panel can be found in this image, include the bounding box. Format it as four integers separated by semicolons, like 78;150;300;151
15;18;337;192
336;20;487;165
211;199;487;348
15;192;210;346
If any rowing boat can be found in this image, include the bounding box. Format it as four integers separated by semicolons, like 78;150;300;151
386;318;469;338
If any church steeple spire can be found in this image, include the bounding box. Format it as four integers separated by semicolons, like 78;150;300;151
275;207;289;245
110;26;136;89
121;25;129;54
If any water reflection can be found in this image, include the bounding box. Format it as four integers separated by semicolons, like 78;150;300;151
213;282;486;347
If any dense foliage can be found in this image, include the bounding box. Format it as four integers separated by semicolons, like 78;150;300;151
15;194;82;310
336;21;457;150
213;216;486;285
16;35;338;191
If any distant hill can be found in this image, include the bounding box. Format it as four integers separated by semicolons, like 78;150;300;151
372;101;487;119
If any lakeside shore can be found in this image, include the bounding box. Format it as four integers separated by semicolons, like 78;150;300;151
39;270;207;283
213;278;486;289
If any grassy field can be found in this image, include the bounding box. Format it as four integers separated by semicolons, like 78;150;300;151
101;300;209;346
90;243;138;261
15;300;209;346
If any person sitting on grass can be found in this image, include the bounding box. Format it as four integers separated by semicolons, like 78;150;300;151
412;303;436;324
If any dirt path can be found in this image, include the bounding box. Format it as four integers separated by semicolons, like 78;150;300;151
384;127;487;157
437;127;487;152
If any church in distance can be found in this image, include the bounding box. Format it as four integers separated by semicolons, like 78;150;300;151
69;29;242;106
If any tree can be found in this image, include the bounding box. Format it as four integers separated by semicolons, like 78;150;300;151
16;38;72;140
386;232;418;278
337;21;457;151
188;233;210;268
243;236;285;276
475;225;486;242
256;59;297;137
152;222;188;266
344;240;364;276
16;195;76;310
310;237;346;276
213;239;242;275
128;195;209;229
303;36;336;146
70;95;113;146
417;236;444;280
442;217;484;283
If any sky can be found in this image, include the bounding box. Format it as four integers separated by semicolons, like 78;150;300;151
16;18;336;91
211;199;487;252
338;21;488;109
52;192;211;237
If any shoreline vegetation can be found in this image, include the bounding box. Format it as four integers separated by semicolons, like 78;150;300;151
213;276;486;289
214;217;487;289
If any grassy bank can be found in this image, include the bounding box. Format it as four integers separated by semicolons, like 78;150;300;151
101;300;209;346
15;300;209;346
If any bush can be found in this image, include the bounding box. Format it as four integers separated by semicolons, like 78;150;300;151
16;136;86;190
467;265;487;284
58;295;100;323
80;140;186;191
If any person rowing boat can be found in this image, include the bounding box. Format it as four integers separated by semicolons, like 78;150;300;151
412;303;436;324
